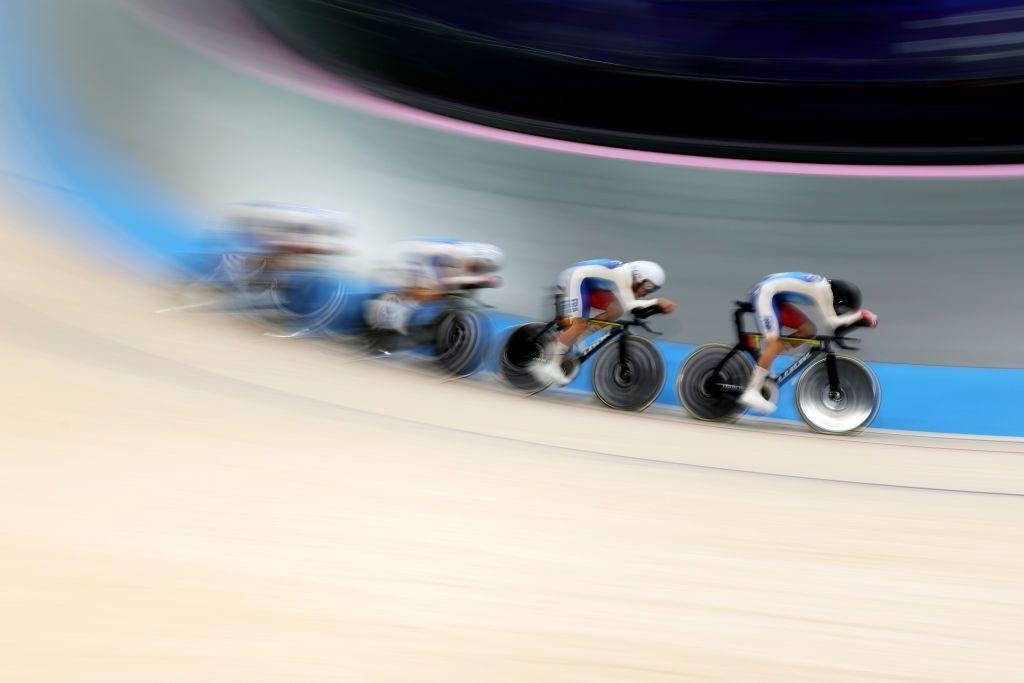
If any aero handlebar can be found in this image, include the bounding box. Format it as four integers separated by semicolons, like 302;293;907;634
623;306;663;335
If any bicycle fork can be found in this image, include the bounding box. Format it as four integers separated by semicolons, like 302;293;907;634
616;331;634;380
825;351;842;399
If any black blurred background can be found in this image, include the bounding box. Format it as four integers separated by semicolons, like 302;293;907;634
243;0;1024;164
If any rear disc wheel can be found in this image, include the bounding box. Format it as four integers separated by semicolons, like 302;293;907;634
499;322;552;392
676;343;752;422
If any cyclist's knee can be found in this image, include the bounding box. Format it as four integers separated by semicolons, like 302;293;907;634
592;304;622;322
794;321;816;338
557;318;588;345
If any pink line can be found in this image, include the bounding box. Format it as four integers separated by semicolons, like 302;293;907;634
129;0;1024;178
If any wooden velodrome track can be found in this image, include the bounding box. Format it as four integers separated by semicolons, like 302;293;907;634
3;194;1024;681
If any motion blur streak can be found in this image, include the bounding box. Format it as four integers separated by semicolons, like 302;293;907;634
4;1;1024;681
12;0;1024;365
2;189;1024;682
130;0;1024;177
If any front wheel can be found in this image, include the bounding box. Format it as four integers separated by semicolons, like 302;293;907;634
676;343;752;422
435;309;490;378
795;355;880;435
591;336;665;411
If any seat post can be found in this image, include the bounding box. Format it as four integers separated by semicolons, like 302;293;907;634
732;304;747;341
733;301;755;355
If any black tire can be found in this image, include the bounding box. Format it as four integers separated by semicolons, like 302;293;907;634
499;322;551;391
435;309;489;377
795;355;880;435
591;336;665;412
676;343;752;422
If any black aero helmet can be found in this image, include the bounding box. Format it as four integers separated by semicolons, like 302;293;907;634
828;279;861;314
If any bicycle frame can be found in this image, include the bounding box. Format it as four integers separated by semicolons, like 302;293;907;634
711;303;844;396
528;318;645;368
576;320;630;365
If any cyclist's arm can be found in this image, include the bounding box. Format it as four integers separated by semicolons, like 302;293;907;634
611;268;661;313
814;287;863;331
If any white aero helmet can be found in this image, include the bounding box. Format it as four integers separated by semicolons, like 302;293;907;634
628;260;665;292
464;242;505;271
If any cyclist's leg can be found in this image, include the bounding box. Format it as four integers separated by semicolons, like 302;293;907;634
586;288;622;324
534;278;594;385
778;303;815;350
740;290;782;413
555;278;597;348
405;265;446;301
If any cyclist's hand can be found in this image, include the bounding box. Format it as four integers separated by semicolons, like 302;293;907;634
658;298;676;314
860;309;878;327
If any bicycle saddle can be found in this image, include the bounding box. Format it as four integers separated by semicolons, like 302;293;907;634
734;301;754;312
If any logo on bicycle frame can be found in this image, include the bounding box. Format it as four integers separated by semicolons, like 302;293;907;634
578;334;607;357
776;347;817;384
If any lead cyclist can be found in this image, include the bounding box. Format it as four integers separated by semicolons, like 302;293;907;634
739;272;878;414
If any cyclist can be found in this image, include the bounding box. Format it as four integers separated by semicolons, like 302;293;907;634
211;202;355;292
529;259;676;386
226;202;353;263
365;237;504;335
739;272;877;414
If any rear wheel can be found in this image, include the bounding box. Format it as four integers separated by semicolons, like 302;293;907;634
676;343;752;422
795;355;880;435
499;322;551;391
591;336;665;411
